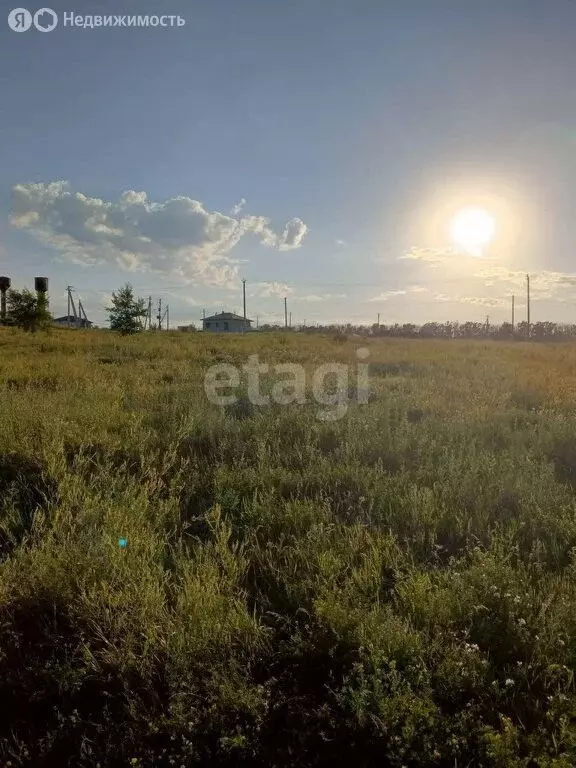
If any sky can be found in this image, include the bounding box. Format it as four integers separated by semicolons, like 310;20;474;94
2;0;576;327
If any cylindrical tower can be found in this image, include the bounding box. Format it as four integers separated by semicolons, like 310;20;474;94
0;276;11;323
34;277;49;312
34;277;49;293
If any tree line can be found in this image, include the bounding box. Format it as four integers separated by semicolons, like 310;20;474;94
272;320;576;341
3;282;576;340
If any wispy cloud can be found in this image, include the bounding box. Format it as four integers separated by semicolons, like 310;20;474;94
368;285;427;302
399;246;458;263
230;198;246;216
250;281;294;298
434;293;506;307
475;267;576;299
293;293;347;302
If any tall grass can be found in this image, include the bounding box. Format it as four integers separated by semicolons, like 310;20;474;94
1;327;576;766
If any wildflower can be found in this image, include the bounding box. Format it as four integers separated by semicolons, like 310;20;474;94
505;678;515;687
518;618;526;626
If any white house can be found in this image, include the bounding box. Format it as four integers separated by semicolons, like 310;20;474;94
203;312;253;332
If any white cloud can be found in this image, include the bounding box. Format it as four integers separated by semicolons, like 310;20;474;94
293;293;347;302
277;217;308;251
368;285;427;302
475;267;576;299
368;290;407;302
230;198;246;216
10;182;308;287
434;293;506;308
250;281;294;298
399;246;458;263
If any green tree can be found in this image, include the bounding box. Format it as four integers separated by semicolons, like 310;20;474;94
106;283;147;335
6;288;52;333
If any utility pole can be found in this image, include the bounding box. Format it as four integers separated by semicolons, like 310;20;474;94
289;311;292;329
377;313;380;327
145;296;152;330
162;304;169;330
157;298;162;331
78;299;90;327
512;294;515;331
242;279;246;322
284;297;288;329
526;274;531;339
67;286;78;328
256;314;259;329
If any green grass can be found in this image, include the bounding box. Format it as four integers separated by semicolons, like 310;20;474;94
1;326;576;766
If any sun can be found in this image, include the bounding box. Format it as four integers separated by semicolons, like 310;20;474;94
450;207;496;256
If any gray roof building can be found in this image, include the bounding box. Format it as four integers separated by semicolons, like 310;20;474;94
203;312;253;332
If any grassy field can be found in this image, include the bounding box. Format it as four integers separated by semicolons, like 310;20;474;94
1;327;576;767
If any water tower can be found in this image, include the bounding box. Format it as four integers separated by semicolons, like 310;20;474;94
34;277;49;310
0;277;10;323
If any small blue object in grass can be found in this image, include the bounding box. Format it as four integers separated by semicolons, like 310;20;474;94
118;537;128;549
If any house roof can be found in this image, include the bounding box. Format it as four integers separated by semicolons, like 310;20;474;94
204;312;252;323
53;315;92;324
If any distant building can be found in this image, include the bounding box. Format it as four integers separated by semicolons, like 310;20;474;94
53;315;93;329
203;312;253;332
178;324;197;332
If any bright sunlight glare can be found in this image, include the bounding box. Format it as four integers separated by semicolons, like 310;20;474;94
450;207;496;256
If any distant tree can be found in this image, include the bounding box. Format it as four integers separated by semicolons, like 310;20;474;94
6;288;52;333
106;284;147;335
493;322;514;340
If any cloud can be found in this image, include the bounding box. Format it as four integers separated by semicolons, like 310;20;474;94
230;198;246;216
399;246;458;263
10;182;308;287
368;285;427;302
293;293;347;302
434;293;506;307
335;239;346;247
277;218;308;251
475;267;576;299
368;290;406;302
250;281;295;298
